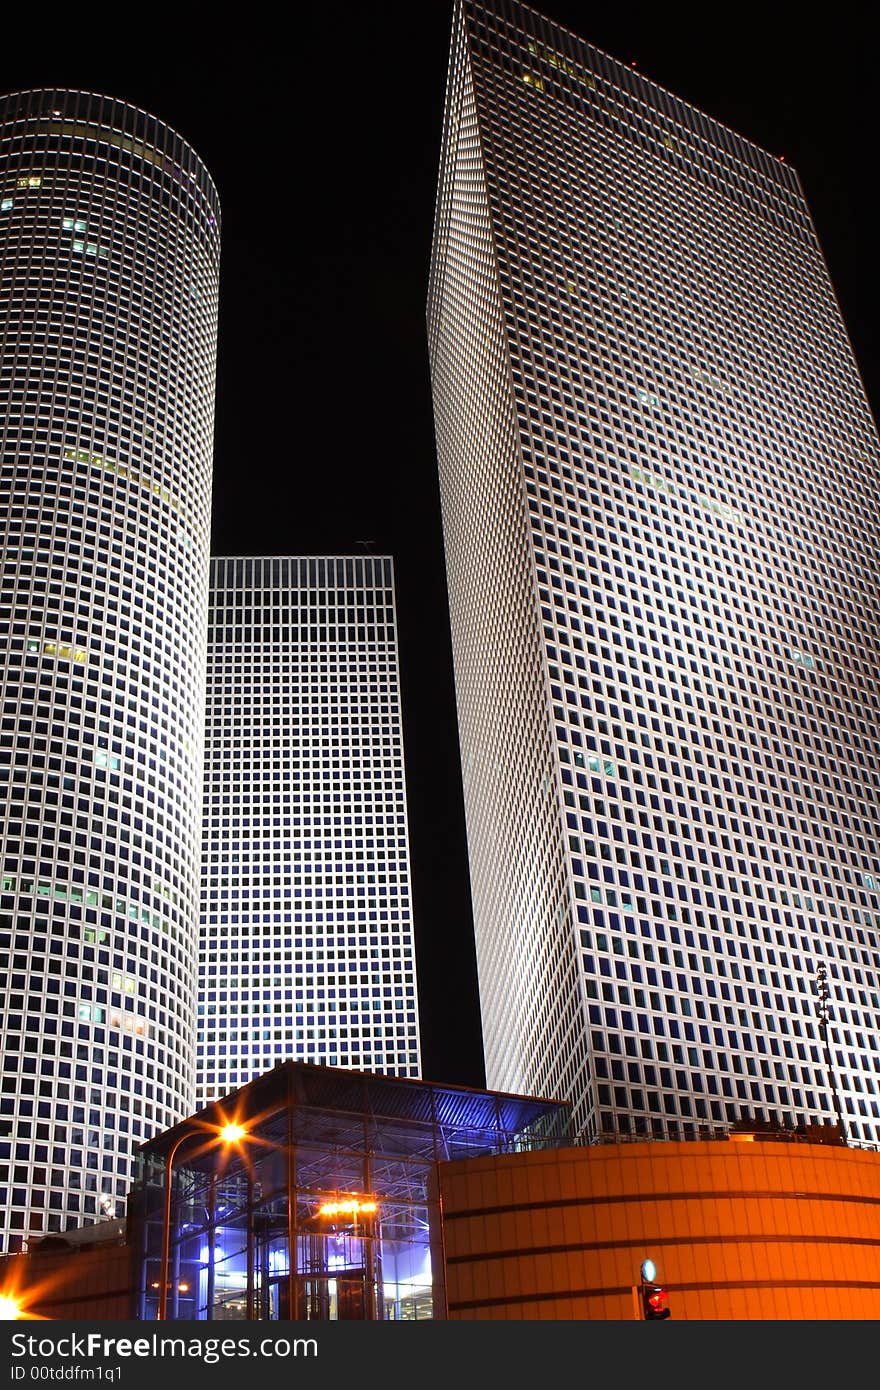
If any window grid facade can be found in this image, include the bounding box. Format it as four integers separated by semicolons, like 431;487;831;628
0;89;220;1250
198;556;421;1107
429;0;880;1142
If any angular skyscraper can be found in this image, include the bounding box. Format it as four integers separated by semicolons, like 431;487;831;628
428;1;880;1142
198;556;421;1107
0;90;219;1249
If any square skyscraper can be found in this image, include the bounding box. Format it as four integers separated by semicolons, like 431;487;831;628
198;556;421;1106
428;0;880;1141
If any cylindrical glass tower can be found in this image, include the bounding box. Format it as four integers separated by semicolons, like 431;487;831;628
0;89;220;1250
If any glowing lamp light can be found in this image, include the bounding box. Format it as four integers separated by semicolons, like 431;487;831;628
317;1198;378;1219
0;1294;22;1320
219;1124;247;1144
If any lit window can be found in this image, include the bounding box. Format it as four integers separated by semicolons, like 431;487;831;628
16;175;41;188
62;216;87;233
790;650;815;669
40;639;87;664
0;197;12;212
586;754;616;777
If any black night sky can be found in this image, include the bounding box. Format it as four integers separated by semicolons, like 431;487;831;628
3;2;880;1092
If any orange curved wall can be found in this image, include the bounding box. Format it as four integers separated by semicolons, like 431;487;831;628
439;1139;880;1318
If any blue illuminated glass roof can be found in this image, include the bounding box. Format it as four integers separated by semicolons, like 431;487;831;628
139;1060;571;1171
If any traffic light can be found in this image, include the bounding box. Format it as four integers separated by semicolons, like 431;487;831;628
642;1283;671;1319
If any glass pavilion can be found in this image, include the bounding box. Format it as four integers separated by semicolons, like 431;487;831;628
131;1061;569;1320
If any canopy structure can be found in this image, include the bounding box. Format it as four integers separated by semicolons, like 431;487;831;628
131;1061;570;1321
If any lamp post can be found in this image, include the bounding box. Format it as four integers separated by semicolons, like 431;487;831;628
816;964;849;1145
157;1123;246;1321
637;1257;671;1320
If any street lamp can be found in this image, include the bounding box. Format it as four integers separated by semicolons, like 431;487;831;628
816;964;849;1144
638;1257;671;1320
157;1122;247;1321
219;1124;247;1145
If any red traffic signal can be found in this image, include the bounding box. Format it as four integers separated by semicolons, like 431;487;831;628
642;1284;671;1320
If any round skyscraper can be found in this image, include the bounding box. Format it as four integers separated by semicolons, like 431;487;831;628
0;88;220;1251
